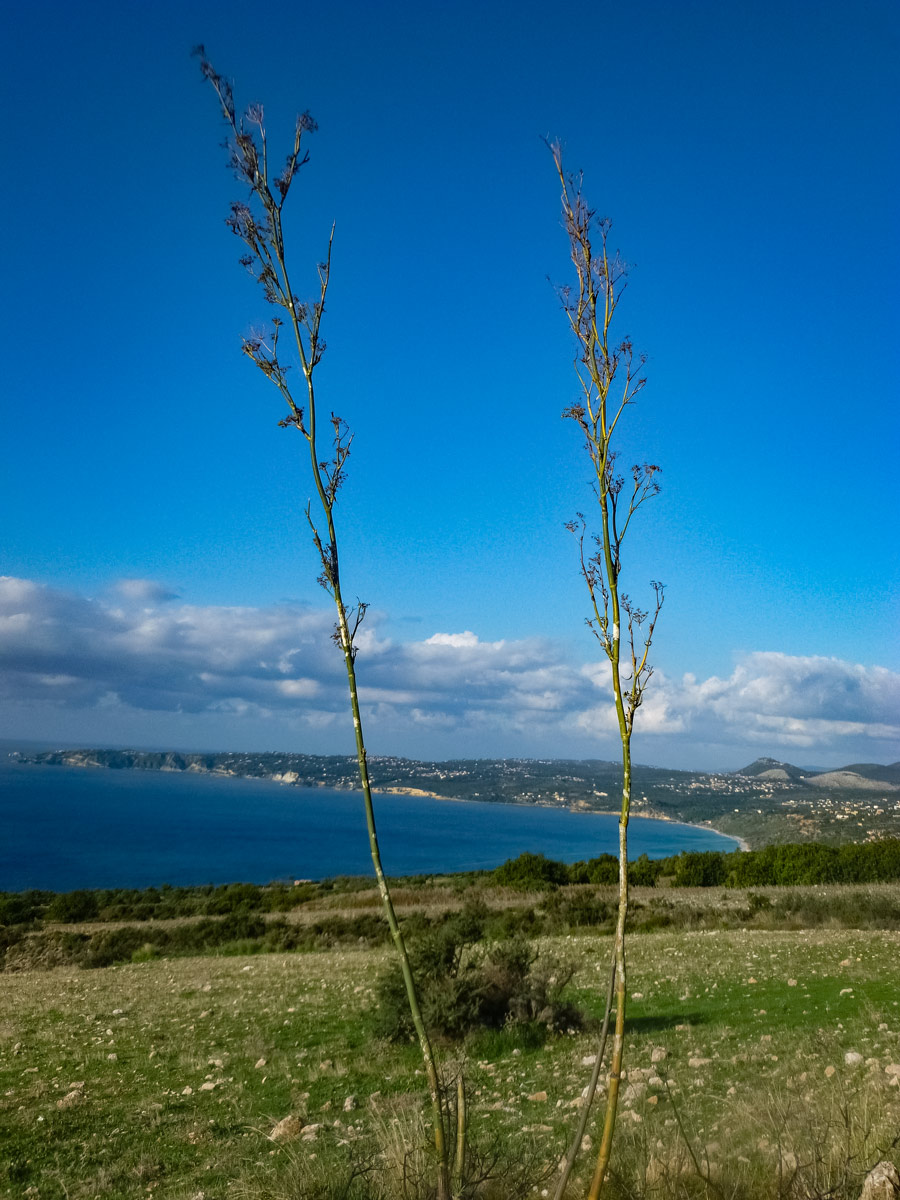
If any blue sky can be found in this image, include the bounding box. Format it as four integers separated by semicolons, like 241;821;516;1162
1;0;898;770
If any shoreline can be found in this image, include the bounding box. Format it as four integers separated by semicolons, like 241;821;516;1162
13;755;749;853
576;806;749;853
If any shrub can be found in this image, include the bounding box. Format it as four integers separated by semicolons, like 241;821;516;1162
493;852;570;889
375;904;582;1042
569;854;618;885
46;890;100;923
82;926;149;968
673;851;728;888
0;890;52;926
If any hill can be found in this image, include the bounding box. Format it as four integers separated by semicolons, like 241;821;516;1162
733;756;808;782
804;769;900;792
840;761;900;786
736;756;899;791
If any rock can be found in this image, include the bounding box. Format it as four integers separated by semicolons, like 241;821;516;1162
343;1095;357;1111
181;1086;193;1095
688;1057;712;1068
199;1081;216;1091
581;1054;598;1066
825;1066;836;1078
885;1064;900;1078
527;1091;548;1102
859;1160;900;1200
623;1082;647;1104
270;1115;304;1142
107;1053;117;1062
57;1089;83;1109
301;1123;323;1140
254;1058;267;1070
651;1047;668;1063
844;1051;864;1066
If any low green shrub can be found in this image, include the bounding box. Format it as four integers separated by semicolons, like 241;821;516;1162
492;852;569;890
375;904;582;1042
45;889;100;923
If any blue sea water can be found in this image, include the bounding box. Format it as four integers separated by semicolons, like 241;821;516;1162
0;759;738;892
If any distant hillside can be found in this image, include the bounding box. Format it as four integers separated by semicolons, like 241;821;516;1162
839;762;900;786
733;757;807;783
735;757;899;791
804;770;899;792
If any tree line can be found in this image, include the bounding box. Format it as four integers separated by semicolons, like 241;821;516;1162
494;838;900;889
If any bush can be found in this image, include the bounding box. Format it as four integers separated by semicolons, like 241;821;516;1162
375;904;582;1042
673;851;728;888
493;853;569;890
542;889;612;931
46;890;100;923
569;854;618;885
0;891;49;926
82;926;149;968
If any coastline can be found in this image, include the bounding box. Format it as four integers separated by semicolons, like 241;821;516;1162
575;806;749;853
13;755;748;852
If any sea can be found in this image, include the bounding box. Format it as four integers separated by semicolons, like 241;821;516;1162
0;757;739;892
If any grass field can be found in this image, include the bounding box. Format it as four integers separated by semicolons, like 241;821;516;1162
2;922;900;1199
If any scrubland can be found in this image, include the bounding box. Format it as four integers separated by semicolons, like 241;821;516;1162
2;913;899;1199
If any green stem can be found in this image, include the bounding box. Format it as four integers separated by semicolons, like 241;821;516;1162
333;596;450;1198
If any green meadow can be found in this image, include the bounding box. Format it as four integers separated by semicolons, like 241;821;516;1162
2;883;900;1199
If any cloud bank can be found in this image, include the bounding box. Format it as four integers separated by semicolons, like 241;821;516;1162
1;577;897;768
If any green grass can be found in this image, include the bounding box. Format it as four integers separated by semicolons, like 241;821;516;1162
2;930;899;1198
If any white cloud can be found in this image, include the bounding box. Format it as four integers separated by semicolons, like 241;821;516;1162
112;579;179;604
0;577;897;766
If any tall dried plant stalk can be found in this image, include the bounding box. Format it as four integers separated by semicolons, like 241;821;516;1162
550;142;664;1199
195;50;450;1199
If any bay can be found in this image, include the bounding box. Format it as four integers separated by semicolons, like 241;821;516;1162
0;759;738;891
